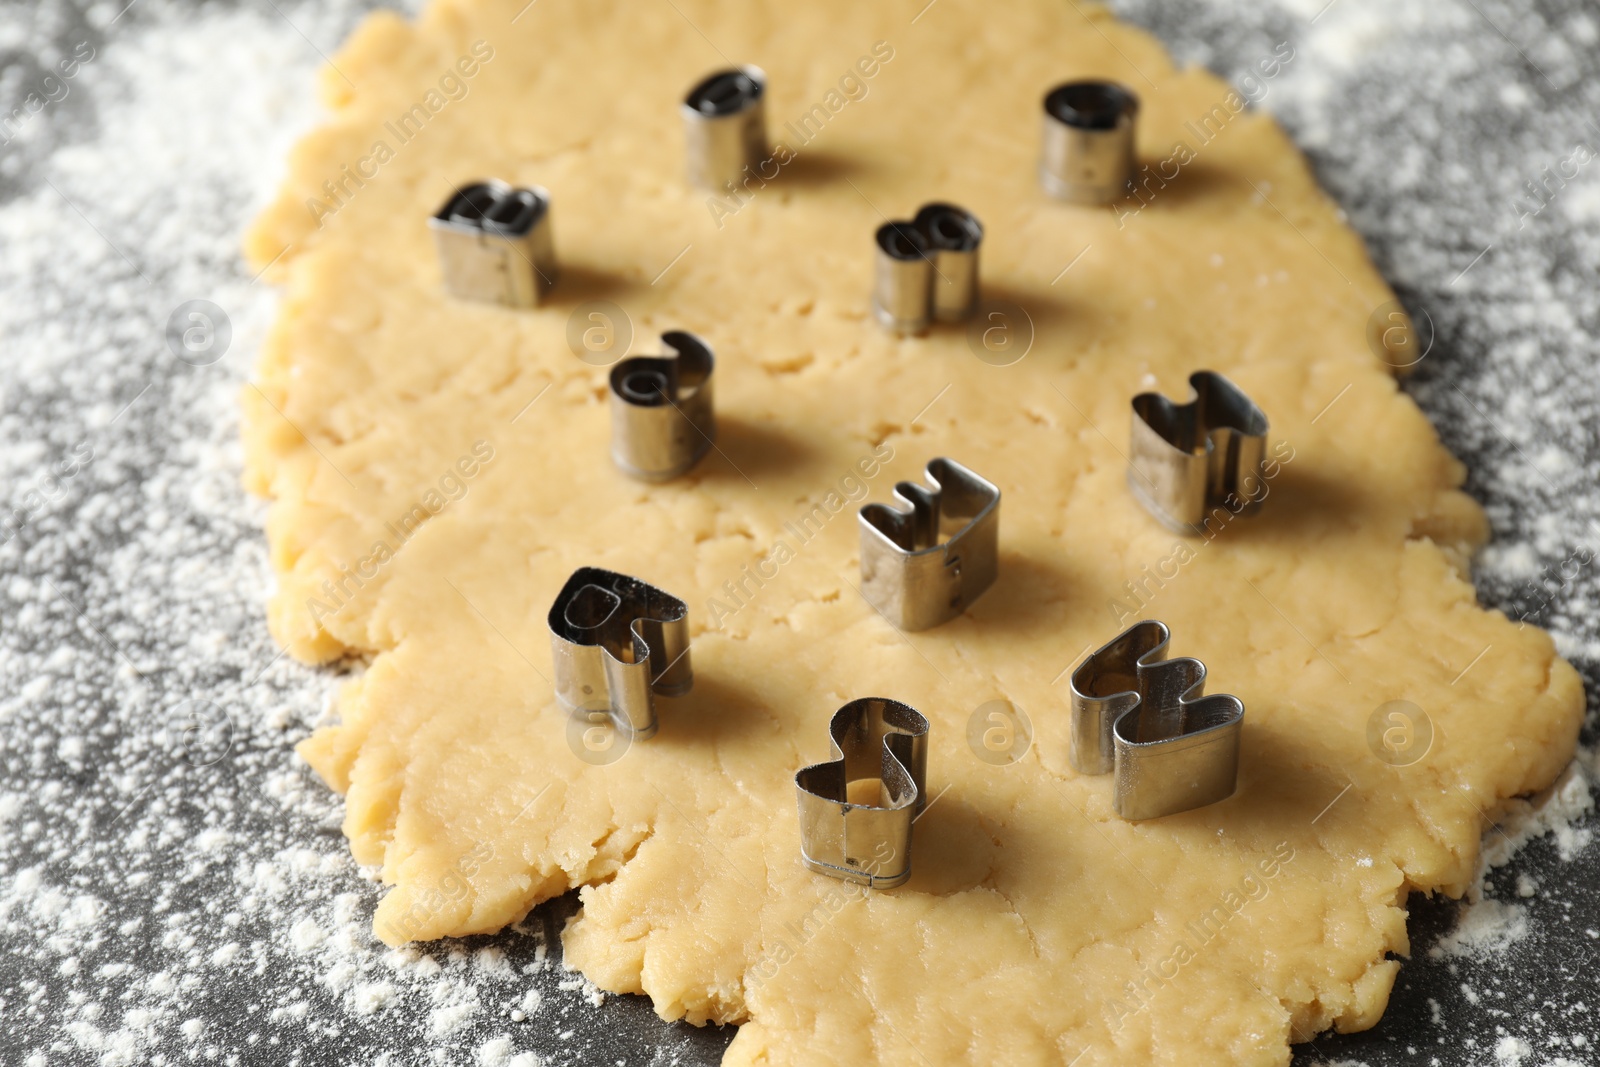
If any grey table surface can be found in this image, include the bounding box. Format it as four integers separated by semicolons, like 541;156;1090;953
1;0;1597;1064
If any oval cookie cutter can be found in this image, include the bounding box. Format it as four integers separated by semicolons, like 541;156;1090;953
682;66;768;191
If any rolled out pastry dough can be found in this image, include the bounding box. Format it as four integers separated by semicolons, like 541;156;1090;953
242;1;1584;1063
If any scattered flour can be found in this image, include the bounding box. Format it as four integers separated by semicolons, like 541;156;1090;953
1496;1035;1533;1066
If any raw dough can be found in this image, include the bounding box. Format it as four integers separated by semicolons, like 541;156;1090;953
241;1;1584;1063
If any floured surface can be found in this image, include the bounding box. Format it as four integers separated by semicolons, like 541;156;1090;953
241;1;1583;1064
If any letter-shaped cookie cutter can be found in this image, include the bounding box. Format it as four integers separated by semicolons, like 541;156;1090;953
682;66;767;191
1128;370;1269;534
1039;81;1139;205
430;180;557;307
1069;620;1243;820
795;698;929;888
608;331;716;481
859;457;1000;631
547;567;693;740
872;203;984;333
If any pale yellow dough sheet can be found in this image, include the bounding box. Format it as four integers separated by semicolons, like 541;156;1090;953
241;1;1584;1063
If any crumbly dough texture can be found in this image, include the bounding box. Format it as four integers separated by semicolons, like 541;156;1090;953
242;2;1584;1063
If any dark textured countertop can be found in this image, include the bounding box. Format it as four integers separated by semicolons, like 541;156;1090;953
1;1;1595;1064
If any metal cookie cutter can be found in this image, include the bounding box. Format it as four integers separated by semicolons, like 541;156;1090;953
914;203;984;323
1069;620;1244;821
859;457;1000;631
430;180;557;308
608;330;716;481
795;698;929;888
872;203;984;333
682;66;767;191
1039;80;1139;205
871;222;932;334
1128;370;1269;534
548;567;693;740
